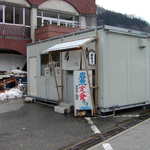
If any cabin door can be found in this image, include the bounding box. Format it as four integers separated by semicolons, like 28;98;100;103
63;71;74;105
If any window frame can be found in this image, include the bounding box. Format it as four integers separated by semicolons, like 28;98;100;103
37;10;79;28
0;5;3;23
0;4;30;27
41;54;49;76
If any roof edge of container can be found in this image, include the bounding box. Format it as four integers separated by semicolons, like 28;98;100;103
104;25;150;38
27;25;150;47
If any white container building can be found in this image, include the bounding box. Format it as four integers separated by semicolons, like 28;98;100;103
27;25;150;113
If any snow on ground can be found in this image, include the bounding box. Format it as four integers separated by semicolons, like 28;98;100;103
0;88;23;101
11;69;27;74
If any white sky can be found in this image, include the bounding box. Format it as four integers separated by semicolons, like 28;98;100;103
96;0;150;23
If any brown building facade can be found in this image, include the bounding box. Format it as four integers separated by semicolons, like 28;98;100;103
0;0;96;71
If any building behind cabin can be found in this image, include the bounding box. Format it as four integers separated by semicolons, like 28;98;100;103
0;0;96;72
27;26;150;112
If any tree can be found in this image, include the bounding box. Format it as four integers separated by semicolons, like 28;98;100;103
97;6;150;32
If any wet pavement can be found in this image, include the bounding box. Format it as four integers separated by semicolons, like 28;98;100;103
0;100;147;150
88;118;150;150
0;99;23;114
0;102;92;150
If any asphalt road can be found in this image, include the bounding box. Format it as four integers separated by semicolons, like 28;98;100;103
0;103;92;150
88;118;150;150
0;100;145;150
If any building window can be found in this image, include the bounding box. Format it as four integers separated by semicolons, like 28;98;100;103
0;5;3;22
0;5;30;26
15;7;23;24
25;8;30;26
43;11;57;18
59;14;73;21
5;6;13;23
37;17;42;27
37;10;79;28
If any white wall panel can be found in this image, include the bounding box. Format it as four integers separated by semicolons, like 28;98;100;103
102;32;148;108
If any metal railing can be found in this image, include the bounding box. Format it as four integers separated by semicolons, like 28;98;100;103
37;16;79;28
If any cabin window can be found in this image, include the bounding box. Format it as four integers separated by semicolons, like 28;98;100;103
41;54;49;76
51;52;60;67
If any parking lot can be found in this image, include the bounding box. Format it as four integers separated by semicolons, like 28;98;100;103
0;101;93;150
0;99;148;150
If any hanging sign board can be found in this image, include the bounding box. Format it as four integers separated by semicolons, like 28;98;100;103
62;51;81;70
74;71;93;116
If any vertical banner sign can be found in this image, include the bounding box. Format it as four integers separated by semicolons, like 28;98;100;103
74;71;93;115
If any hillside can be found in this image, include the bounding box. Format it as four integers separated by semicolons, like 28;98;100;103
97;7;150;32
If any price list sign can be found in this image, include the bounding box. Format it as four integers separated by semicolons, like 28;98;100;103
74;71;93;115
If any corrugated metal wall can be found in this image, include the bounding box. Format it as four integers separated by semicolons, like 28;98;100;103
99;30;150;111
27;26;150;112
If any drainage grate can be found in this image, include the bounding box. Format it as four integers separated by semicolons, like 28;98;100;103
60;110;150;150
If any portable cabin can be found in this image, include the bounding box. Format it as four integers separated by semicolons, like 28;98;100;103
27;25;150;114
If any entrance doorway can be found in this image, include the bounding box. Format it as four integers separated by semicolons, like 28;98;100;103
63;71;74;105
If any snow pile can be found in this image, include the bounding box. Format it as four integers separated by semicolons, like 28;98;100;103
0;88;23;101
11;69;27;74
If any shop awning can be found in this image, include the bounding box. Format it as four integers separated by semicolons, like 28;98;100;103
42;38;95;54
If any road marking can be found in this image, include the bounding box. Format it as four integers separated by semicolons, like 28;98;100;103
85;117;101;134
85;117;114;150
102;143;114;150
88;117;150;150
114;114;140;118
